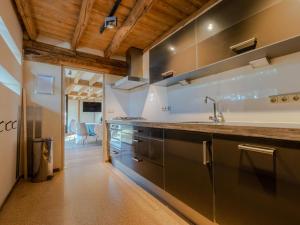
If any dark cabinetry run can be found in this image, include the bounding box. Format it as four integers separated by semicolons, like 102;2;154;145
149;0;300;84
164;130;213;220
109;125;164;188
213;135;300;225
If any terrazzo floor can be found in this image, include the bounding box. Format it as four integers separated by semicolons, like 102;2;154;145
0;144;189;225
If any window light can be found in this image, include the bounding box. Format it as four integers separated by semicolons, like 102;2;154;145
0;65;21;95
0;16;22;65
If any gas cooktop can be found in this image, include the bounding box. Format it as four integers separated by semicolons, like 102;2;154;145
112;117;146;121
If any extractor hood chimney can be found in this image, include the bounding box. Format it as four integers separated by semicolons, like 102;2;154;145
112;47;148;90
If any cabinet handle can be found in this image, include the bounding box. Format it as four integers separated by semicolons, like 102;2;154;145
133;130;141;133
112;150;119;154
238;144;276;156
132;157;143;162
203;141;210;165
133;139;141;143
161;70;174;77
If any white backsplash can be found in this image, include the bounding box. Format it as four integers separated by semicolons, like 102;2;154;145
107;51;300;126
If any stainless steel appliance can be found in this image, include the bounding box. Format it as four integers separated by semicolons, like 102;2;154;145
109;124;122;149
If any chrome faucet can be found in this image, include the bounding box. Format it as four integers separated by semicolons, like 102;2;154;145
204;96;224;123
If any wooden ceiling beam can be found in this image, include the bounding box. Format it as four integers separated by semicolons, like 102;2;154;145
23;40;128;76
65;77;103;89
143;0;220;52
89;74;100;86
71;0;96;49
15;0;38;40
74;71;84;84
104;0;157;58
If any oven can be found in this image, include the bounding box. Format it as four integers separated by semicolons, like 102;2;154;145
109;124;122;149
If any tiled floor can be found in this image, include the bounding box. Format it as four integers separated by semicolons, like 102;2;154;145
0;144;189;225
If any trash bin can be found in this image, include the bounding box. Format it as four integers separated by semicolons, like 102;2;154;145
31;138;54;182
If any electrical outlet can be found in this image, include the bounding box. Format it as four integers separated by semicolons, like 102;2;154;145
270;96;278;104
270;92;300;104
161;106;171;112
278;95;289;103
292;94;300;102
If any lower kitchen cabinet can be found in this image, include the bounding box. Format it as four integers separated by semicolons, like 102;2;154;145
164;130;214;221
120;132;164;188
213;135;300;225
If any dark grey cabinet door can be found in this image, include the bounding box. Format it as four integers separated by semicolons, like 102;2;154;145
213;135;300;225
196;0;300;67
121;134;164;188
149;21;197;84
164;130;213;220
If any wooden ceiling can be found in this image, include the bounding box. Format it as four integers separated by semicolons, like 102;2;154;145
15;0;217;58
65;68;103;100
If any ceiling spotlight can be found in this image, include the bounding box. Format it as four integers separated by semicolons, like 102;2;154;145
169;46;176;52
207;23;214;31
104;16;117;29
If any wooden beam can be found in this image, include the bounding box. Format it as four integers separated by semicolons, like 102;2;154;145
74;71;84;84
23;40;128;76
68;91;101;99
89;74;100;86
15;0;37;40
143;0;220;52
71;0;96;49
65;84;75;94
65;77;103;89
104;0;157;58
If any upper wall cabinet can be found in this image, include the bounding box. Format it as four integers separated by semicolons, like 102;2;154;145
149;0;300;85
149;21;197;84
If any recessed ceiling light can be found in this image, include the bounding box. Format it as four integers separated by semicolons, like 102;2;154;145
169;46;176;52
207;23;214;31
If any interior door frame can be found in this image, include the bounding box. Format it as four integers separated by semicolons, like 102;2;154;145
60;66;107;170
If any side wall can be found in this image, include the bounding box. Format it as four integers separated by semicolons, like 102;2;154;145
23;62;62;169
0;0;23;206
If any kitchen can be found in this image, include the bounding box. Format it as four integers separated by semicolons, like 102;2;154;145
1;0;300;225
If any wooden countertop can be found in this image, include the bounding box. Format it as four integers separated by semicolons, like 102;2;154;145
107;120;300;142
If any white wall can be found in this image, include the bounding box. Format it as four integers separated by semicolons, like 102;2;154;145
23;62;62;169
0;0;23;206
67;99;78;127
108;50;300;127
167;52;300;124
67;99;102;128
104;75;130;120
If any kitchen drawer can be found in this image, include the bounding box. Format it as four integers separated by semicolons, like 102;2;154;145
133;127;163;140
213;134;300;225
133;126;150;137
121;150;164;188
134;137;163;166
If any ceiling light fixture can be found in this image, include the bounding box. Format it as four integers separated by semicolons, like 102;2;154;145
169;46;176;52
104;16;117;29
207;23;214;31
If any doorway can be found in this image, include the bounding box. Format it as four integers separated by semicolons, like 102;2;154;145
63;68;104;168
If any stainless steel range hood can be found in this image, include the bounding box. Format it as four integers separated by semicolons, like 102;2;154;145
111;76;147;90
112;47;148;90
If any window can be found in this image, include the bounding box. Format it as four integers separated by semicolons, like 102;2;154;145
0;16;22;65
0;65;21;95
